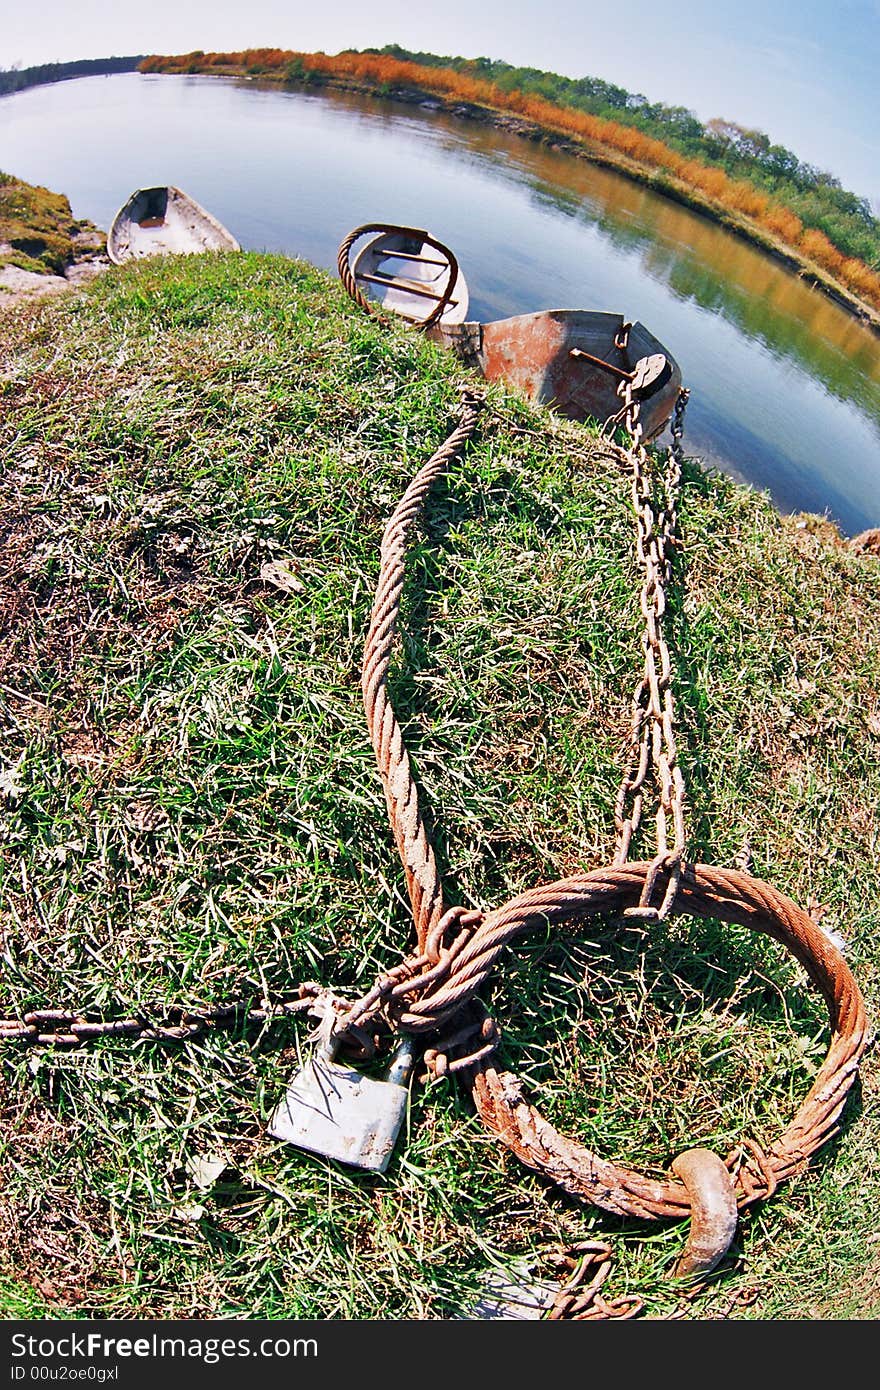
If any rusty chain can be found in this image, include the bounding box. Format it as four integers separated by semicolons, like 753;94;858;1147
1;348;869;1318
546;1241;644;1320
0;990;328;1049
612;382;689;919
544;1238;759;1319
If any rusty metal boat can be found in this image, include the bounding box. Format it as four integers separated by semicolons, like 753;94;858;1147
437;311;678;441
339;223;681;439
107;186;240;265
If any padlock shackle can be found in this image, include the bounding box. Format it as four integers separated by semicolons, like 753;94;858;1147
385;1035;417;1087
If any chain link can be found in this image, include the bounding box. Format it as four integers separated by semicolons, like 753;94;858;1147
613;384;690;920
546;1241;644;1320
0;988;333;1048
2;386;691;1044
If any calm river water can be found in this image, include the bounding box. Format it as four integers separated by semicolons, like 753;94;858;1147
2;73;879;535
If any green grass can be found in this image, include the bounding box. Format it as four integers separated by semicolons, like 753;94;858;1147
0;251;878;1319
0;172;83;276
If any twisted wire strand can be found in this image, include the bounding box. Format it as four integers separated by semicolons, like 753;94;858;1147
351;399;869;1223
361;395;484;952
337;223;461;332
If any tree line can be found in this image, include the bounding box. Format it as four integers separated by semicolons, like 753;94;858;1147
0;55;144;97
371;46;878;272
120;48;880;310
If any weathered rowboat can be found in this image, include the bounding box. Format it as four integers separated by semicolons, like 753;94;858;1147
339;223;681;439
107;186;240;265
438;310;680;441
341;223;469;330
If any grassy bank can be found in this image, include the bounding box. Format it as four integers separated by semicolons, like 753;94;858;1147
0;172;105;277
139;50;880;327
1;253;878;1319
0;173;80;276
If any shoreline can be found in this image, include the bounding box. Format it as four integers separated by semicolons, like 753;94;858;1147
5;64;879;333
0;229;108;306
0;172;109;307
168;65;880;336
297;76;880;335
1;160;876;550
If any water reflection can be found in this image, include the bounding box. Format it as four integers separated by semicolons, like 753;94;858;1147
400;102;880;426
1;73;877;532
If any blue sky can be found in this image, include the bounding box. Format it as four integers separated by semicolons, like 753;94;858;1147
2;0;878;208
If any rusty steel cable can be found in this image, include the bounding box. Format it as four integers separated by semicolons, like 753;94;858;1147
328;383;867;1244
1;358;869;1311
464;860;866;1217
361;394;485;952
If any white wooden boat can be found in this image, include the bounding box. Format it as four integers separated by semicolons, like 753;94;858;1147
107;186;240;265
348;224;469;328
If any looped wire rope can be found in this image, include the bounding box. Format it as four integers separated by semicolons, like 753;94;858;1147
1;322;869;1316
337;223;462;332
328;378;867;1310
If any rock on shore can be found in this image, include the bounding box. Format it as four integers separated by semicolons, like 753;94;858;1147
0;226;109;305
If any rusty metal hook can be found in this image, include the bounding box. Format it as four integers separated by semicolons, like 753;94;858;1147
670;1148;739;1280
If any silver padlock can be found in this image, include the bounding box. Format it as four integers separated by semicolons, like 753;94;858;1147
268;1036;416;1172
466;1264;559;1320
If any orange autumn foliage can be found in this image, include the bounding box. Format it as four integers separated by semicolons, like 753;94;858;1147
840;256;880;299
799;227;844;274
139;49;880;312
760;205;804;242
